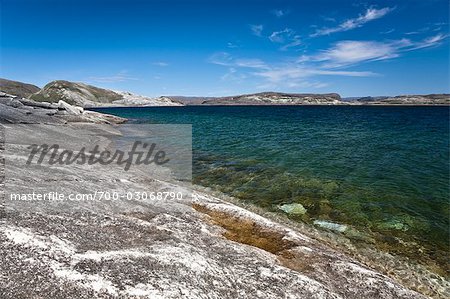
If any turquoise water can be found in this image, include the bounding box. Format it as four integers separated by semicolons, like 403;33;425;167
93;106;449;273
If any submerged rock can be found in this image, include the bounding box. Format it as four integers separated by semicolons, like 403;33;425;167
381;220;408;231
376;215;430;233
313;220;348;233
278;203;307;215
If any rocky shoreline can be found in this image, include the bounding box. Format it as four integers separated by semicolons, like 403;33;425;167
0;94;448;298
0;92;127;125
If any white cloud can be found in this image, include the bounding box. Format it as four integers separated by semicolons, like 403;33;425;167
208;33;447;89
253;67;376;84
311;7;393;37
271;9;289;18
405;27;431;35
307;34;447;67
269;28;295;43
221;67;247;82
235;58;268;68
152;62;169;67
311;40;400;67
88;71;138;83
381;28;395;34
208;52;268;69
269;28;301;51
322;16;336;23
250;24;264;37
408;33;448;50
209;51;377;89
208;52;233;66
423;34;447;44
310;70;377;77
280;36;302;51
257;80;328;90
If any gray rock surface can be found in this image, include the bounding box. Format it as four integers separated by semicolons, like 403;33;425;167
0;92;126;124
58;100;83;114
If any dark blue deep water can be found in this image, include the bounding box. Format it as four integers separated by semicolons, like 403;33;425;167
93;105;450;273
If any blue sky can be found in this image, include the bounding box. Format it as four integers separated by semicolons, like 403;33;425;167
1;0;449;97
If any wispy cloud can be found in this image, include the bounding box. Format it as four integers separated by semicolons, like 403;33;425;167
208;33;447;90
256;80;329;90
321;16;337;23
302;33;447;68
268;28;301;51
254;67;376;84
208;52;268;69
227;42;239;48
408;33;448;50
208;51;376;89
152;61;169;67
405;26;434;35
88;71;138;83
221;67;247;82
250;24;264;37
235;58;268;68
271;9;289;18
405;22;447;35
309;40;401;67
269;28;294;43
280;37;302;51
380;28;395;34
311;7;393;37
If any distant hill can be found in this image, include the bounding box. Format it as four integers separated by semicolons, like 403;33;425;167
168;96;218;105
170;92;343;105
0;78;40;98
30;80;182;107
169;92;449;106
353;94;450;105
343;96;389;102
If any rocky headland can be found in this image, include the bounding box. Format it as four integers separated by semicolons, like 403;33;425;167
0;92;126;124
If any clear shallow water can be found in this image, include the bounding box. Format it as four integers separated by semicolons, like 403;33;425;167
93;106;449;274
